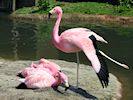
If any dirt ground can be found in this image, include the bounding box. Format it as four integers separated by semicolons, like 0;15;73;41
0;59;122;100
11;13;133;24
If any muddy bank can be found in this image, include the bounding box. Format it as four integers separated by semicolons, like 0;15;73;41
10;13;133;24
0;58;122;100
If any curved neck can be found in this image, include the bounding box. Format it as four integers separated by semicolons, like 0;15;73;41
52;13;62;46
52;72;62;87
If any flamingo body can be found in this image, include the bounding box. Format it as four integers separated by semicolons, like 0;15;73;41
19;69;58;88
39;58;61;71
18;58;60;78
54;28;107;53
17;59;69;89
19;69;69;89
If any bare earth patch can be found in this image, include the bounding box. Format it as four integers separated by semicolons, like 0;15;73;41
10;13;133;24
0;59;122;100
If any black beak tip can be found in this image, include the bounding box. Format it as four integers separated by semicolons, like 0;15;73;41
48;13;52;19
65;86;69;91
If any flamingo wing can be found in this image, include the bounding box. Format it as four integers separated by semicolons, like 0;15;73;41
17;67;35;78
23;70;56;88
71;35;109;88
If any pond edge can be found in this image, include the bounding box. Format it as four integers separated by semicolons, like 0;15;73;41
10;13;133;24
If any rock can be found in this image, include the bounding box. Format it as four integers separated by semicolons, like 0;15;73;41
0;59;122;100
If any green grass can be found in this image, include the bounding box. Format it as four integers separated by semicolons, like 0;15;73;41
58;2;113;14
15;7;36;14
14;6;48;14
14;1;133;17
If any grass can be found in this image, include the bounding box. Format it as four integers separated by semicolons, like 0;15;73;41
14;6;47;14
59;2;114;15
14;1;133;17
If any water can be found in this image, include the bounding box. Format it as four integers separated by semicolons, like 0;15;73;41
0;14;133;100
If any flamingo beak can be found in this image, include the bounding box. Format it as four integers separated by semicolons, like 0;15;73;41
48;13;52;19
49;9;54;19
65;86;69;91
64;80;70;91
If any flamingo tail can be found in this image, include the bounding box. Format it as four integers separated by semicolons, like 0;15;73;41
18;78;25;83
98;50;129;69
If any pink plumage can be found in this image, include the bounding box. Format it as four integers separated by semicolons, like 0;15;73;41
39;58;61;71
18;58;60;78
49;6;109;88
18;67;35;78
17;58;69;89
19;69;58;88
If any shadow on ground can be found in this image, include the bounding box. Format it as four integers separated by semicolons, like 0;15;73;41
66;85;97;99
16;83;97;100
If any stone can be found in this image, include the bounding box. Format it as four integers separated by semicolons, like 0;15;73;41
0;59;122;100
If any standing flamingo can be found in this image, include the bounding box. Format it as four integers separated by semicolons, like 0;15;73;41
48;6;129;88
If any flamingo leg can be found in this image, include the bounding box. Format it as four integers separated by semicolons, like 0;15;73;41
76;52;80;88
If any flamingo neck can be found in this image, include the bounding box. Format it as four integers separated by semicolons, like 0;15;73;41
56;72;62;85
52;72;62;87
52;13;62;47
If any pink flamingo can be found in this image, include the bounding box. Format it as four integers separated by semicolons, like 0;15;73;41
38;58;61;71
18;65;54;78
17;58;69;90
48;6;129;88
31;59;60;77
18;69;69;89
18;58;61;78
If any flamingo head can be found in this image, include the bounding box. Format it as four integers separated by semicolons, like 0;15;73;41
59;72;70;91
49;6;63;18
54;72;69;91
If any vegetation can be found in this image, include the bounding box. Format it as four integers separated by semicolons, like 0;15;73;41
37;0;55;10
37;0;50;10
14;0;133;17
119;0;133;8
57;0;133;7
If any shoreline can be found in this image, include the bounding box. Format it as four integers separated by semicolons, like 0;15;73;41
10;13;133;24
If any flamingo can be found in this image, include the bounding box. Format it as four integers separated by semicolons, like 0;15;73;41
31;59;60;77
17;58;61;78
18;69;69;89
17;58;69;90
39;58;61;71
48;6;129;88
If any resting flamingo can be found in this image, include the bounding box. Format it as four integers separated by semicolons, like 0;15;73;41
39;58;61;71
17;59;69;90
17;58;61;78
48;6;129;88
18;69;69;89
